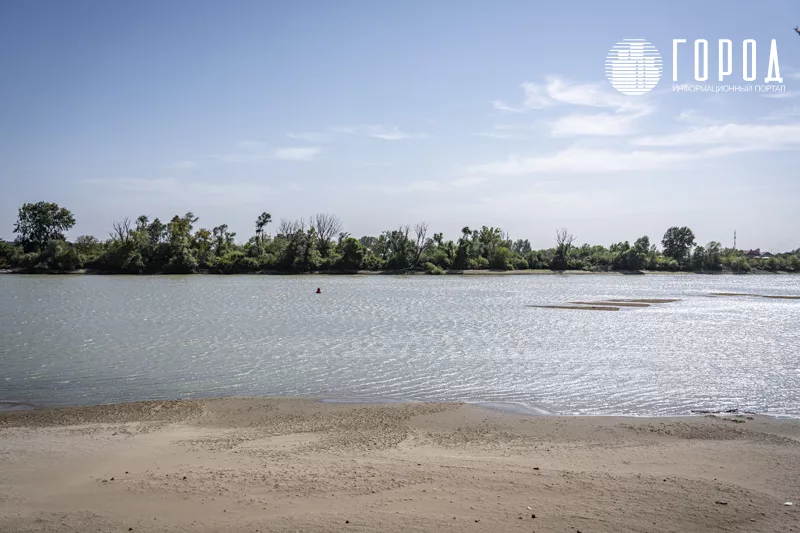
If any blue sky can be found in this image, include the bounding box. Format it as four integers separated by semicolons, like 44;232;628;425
1;0;799;251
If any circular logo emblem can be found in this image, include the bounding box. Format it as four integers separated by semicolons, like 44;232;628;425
605;39;662;95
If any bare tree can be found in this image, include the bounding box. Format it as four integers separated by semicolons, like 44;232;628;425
412;222;428;266
111;217;132;243
554;228;575;270
278;218;304;239
312;213;343;258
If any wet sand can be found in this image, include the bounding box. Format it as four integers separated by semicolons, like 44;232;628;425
1;398;799;532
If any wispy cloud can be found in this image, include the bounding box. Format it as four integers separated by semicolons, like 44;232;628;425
287;132;332;142
81;178;273;204
209;152;268;163
166;160;197;170
474;123;539;140
494;76;653;137
210;141;320;163
675;109;723;126
474;131;530;140
333;124;423;140
270;147;320;161
449;176;489;188
360;180;444;194
764;106;800;120
494;76;652;114
550;112;640;137
633;123;800;148
465;147;699;176
762;91;800;100
492;100;527;113
351;160;393;168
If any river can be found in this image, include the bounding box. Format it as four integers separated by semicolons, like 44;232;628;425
1;274;799;416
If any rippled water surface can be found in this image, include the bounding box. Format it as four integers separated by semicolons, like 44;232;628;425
1;274;799;416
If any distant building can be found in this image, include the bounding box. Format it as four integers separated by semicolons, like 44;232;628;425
744;249;761;259
761;251;774;258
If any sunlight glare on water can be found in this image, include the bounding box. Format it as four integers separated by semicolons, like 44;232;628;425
1;274;798;416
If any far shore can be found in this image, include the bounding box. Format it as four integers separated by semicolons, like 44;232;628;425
1;267;794;276
1;397;798;532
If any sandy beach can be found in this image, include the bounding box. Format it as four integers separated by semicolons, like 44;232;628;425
1;399;798;533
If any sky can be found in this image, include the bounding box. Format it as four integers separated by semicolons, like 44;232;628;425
1;0;799;251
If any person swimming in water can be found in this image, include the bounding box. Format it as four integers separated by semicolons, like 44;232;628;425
316;287;321;294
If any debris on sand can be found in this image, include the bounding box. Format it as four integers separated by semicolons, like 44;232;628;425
527;305;619;311
528;297;680;312
711;292;800;300
607;298;681;303
570;301;650;307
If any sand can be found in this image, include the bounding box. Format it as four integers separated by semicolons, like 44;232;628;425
1;399;798;532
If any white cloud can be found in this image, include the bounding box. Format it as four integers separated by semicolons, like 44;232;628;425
270;147;320;161
494;124;537;131
465;147;700;176
497;76;652;114
210;142;320;163
352;160;393;168
209;152;268;163
634;123;800;147
675;109;724;126
762;91;799;100
550;113;639;137
494;76;653;137
236;140;268;150
492;100;527;113
81;178;273;205
474;131;529;140
764;106;800;120
333;125;422;140
361;180;444;194
449;176;488;188
287;132;332;142
166;160;197;169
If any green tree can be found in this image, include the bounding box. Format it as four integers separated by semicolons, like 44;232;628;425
13;202;76;252
661;226;695;265
337;237;366;270
73;235;103;265
255;212;272;252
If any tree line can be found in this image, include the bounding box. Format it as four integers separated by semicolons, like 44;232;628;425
1;201;799;274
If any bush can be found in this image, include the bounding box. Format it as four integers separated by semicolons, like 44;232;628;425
654;256;680;271
467;256;490;270
236;256;261;272
215;251;244;274
726;255;751;273
164;246;198;274
488;247;514;270
362;253;386;271
17;251;43;270
0;241;21;268
512;256;529;270
40;240;82;271
423;262;445;275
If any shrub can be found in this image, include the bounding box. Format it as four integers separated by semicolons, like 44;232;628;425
423;262;445;275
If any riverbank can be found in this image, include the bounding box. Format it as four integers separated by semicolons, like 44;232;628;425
1;398;798;532
0;267;792;276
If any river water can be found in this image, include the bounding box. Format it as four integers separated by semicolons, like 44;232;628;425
1;274;799;416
